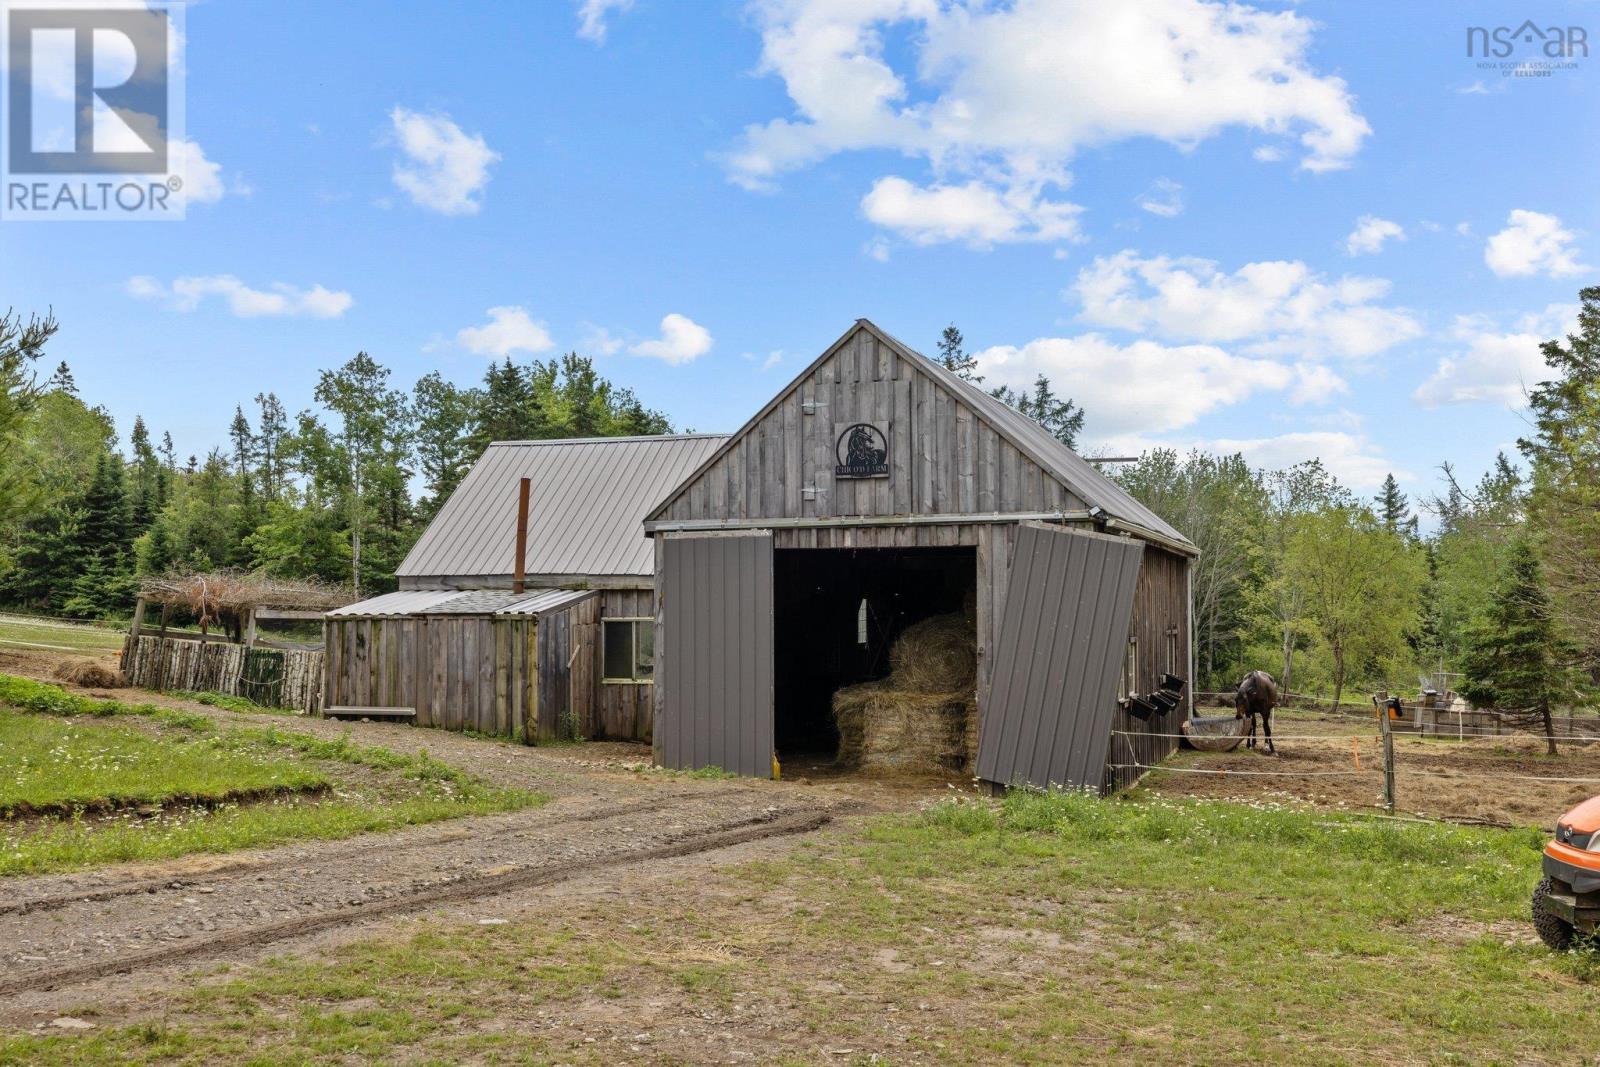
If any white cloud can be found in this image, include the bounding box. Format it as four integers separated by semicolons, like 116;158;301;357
863;237;891;262
1484;209;1589;278
1203;431;1406;489
580;324;625;356
388;107;499;216
973;334;1293;436
125;275;353;319
1136;178;1184;218
1072;250;1423;360
726;0;1368;244
456;306;554;357
860;176;1080;246
576;0;634;42
1344;215;1404;256
743;349;786;370
1413;303;1578;407
1288;362;1348;404
630;313;713;365
1252;145;1284;163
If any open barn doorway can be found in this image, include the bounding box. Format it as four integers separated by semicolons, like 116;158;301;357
773;546;976;776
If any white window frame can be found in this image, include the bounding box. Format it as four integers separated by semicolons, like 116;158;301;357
602;617;655;685
1121;634;1138;701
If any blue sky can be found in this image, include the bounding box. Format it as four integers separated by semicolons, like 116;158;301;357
3;0;1596;514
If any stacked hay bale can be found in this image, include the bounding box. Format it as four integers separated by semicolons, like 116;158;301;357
832;613;977;776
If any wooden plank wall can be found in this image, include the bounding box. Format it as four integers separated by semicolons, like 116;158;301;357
658;326;1087;523
325;616;548;742
1102;548;1190;793
593;588;654;742
123;636;324;713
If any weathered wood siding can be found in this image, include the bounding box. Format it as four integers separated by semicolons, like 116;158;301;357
122;636;324;713
1102;548;1190;793
655;326;1089;523
322;595;626;744
593;588;654;742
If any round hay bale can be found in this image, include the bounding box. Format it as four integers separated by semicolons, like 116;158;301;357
888;613;975;694
53;659;126;689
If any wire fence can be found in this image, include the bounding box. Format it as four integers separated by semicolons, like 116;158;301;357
1107;719;1600;821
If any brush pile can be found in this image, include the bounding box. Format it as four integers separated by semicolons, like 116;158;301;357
832;613;977;776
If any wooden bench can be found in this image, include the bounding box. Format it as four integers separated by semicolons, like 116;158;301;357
323;705;416;721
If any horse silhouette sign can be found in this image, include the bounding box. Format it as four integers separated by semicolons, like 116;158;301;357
834;422;889;478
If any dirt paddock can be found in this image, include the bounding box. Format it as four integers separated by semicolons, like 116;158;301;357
1136;712;1600;827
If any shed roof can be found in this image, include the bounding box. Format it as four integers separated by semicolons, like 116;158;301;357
326;590;461;618
397;434;729;581
328;588;597;619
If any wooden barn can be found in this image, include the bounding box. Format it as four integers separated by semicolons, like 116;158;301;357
644;319;1198;791
323;434;726;742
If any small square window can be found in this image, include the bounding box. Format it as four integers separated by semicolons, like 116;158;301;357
603;619;655;683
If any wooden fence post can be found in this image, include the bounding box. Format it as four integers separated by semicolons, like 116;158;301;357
1378;700;1397;816
122;597;146;671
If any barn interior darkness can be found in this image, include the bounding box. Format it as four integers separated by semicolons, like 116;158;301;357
773;546;975;763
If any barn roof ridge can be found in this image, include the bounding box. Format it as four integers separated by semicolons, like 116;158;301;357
644;318;1195;553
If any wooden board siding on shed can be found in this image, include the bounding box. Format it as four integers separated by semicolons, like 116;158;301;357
654;326;1089;524
1103;547;1191;792
593;588;654;742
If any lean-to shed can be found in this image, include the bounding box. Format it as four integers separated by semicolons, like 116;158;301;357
324;434;727;742
325;589;597;742
644;319;1198;791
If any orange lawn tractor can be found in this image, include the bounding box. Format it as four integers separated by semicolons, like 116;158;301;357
1533;795;1600;950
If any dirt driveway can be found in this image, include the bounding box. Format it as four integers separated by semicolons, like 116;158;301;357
0;656;956;1027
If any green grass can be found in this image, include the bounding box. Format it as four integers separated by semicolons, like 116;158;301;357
0;710;328;817
0;613;126;655
5;789;1596;1064
0;675;547;878
170;689;298;717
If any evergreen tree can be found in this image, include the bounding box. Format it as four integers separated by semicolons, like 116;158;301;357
1376;473;1417;536
466;358;540;453
77;451;131;569
47;360;76;395
1459;543;1585;754
128;415;160;532
992;375;1086;448
227;405;255;479
937;324;981;382
159;430;177;471
1519;285;1600;670
254;391;289;500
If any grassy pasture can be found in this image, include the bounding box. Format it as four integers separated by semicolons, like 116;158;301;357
0;614;125;656
0;674;546;877
6;790;1597;1064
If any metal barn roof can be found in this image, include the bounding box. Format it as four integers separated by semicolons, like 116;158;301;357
397;434;729;582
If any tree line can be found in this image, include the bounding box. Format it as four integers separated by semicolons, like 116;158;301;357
4;291;1597;736
0;315;671;611
939;291;1599;737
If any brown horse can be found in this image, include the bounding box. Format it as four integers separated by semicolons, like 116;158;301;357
1235;671;1279;754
